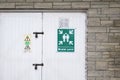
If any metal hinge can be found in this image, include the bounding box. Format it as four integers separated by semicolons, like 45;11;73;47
33;32;44;38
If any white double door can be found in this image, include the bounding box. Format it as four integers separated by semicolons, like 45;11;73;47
0;12;86;80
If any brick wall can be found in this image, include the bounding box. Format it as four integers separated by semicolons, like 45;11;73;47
0;0;120;80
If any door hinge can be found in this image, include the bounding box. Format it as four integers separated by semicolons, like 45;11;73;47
33;63;44;70
33;32;44;38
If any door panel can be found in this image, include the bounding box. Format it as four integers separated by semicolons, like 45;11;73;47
0;13;42;80
43;13;86;80
0;12;86;80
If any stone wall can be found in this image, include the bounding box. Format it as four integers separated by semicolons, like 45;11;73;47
0;0;120;80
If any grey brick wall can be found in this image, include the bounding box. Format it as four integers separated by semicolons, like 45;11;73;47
0;0;120;80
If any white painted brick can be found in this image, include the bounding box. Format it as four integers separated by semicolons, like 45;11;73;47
91;2;109;8
110;29;120;32
96;62;108;70
102;8;120;15
114;20;120;27
111;78;120;80
16;6;33;8
96;33;108;42
110;2;120;8
88;71;104;77
0;3;15;8
91;2;109;5
16;3;33;8
88;77;95;80
34;3;52;8
101;20;113;26
87;62;96;70
72;2;90;8
88;33;96;42
102;0;115;1
0;0;6;2
64;0;82;1
88;27;106;32
87;46;96;51
82;0;100;1
45;0;62;1
53;6;71;8
96;77;111;80
7;0;25;2
91;4;109;8
101;43;119;46
53;2;71;6
88;18;100;26
87;9;98;14
26;0;43;2
53;2;71;8
16;3;32;5
96;46;115;51
104;71;114;77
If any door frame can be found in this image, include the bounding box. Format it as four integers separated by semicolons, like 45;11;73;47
0;9;88;80
0;9;87;13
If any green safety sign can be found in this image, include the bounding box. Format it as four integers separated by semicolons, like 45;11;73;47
57;29;75;52
24;35;31;53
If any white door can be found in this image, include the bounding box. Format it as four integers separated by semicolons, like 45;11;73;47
43;13;86;80
0;12;86;80
0;13;43;80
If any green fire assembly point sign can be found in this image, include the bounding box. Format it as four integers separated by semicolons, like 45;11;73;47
57;29;75;52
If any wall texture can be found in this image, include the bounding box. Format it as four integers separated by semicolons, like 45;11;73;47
0;0;120;80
